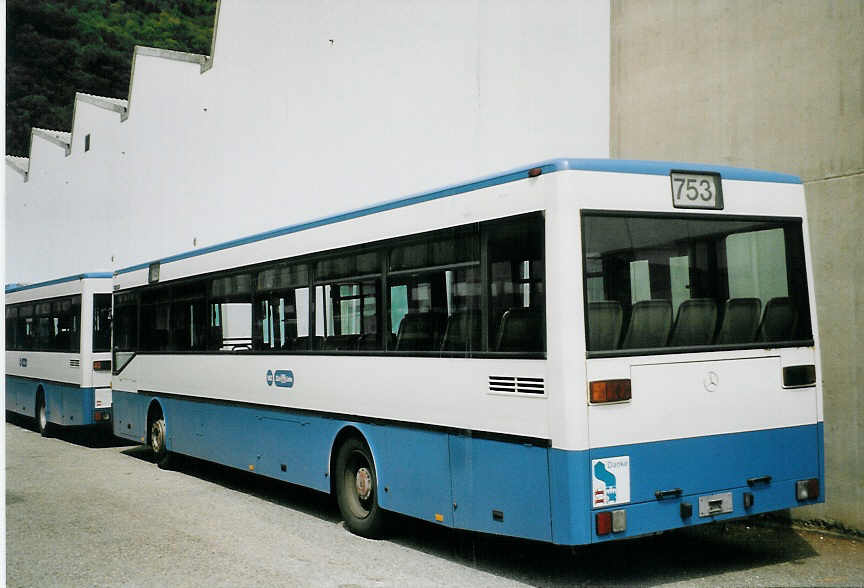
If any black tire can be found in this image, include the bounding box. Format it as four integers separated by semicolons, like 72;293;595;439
35;393;51;437
149;413;176;470
335;437;386;538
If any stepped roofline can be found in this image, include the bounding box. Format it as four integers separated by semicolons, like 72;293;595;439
76;92;128;115
5;156;30;180
31;128;72;156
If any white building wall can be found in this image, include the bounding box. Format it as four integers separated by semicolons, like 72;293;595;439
5;0;610;283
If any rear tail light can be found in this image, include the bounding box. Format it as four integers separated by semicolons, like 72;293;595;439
596;509;627;536
796;478;820;501
589;379;631;404
93;360;112;371
596;511;612;535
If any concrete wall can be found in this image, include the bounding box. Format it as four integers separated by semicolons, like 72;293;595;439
5;0;610;283
611;0;863;530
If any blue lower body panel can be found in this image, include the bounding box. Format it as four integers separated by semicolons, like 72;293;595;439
111;390;823;546
563;423;825;544
112;390;554;541
5;375;109;427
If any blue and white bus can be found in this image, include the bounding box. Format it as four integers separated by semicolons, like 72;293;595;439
6;273;114;435
110;159;823;544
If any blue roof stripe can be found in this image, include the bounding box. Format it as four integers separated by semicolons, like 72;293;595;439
551;159;802;184
115;158;802;275
5;272;113;294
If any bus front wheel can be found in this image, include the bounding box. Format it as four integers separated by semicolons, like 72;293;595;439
149;415;175;470
335;437;386;538
36;392;51;437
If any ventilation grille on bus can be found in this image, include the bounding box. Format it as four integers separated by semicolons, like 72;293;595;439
69;359;80;368
488;376;545;394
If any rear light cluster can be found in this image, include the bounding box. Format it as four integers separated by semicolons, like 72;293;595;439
595;509;627;536
796;478;820;501
589;379;631;404
93;360;112;371
93;410;111;422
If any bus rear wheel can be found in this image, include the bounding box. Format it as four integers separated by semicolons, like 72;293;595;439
149;414;175;470
335;437;386;538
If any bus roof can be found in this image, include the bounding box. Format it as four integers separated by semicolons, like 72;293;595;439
5;272;113;294
116;158;802;276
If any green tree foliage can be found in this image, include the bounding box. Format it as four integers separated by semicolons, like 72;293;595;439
6;0;216;155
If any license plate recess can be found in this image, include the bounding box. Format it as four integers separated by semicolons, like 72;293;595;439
698;492;733;517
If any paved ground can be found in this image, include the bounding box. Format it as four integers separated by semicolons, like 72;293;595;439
5;415;863;587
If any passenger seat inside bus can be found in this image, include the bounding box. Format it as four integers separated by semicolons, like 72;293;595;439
494;307;543;352
668;298;718;347
620;300;672;350
587;301;623;350
440;311;481;353
757;297;798;342
395;312;446;351
715;298;762;344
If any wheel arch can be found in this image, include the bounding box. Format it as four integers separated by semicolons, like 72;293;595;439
35;384;45;421
328;424;382;497
145;398;168;447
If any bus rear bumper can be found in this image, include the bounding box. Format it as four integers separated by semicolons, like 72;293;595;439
567;422;825;544
589;476;824;543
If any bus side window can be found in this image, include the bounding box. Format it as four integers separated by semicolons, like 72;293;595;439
113;293;138;352
388;226;480;355
5;306;18;350
140;288;172;351
209;274;253;351
486;213;545;353
314;252;381;351
169;281;206;351
254;264;310;351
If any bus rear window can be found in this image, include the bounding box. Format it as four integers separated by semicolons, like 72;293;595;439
582;213;813;354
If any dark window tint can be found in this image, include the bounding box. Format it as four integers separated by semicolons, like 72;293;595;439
487;214;545;352
316;253;381;351
389;227;480;354
5;296;80;352
117;213;546;359
113;292;138;352
93;294;112;352
170;281;207;351
5;306;18;349
254;264;310;351
582;213;813;354
140;287;171;351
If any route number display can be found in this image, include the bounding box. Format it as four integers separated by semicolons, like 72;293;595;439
670;171;723;210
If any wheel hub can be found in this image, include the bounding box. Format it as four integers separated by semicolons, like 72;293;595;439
151;424;162;452
355;467;372;501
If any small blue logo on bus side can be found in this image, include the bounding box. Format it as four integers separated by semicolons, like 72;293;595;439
274;370;294;388
19;358;27;368
266;370;274;386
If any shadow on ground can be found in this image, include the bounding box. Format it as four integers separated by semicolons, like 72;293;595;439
117;441;820;586
5;411;135;449
121;445;342;523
